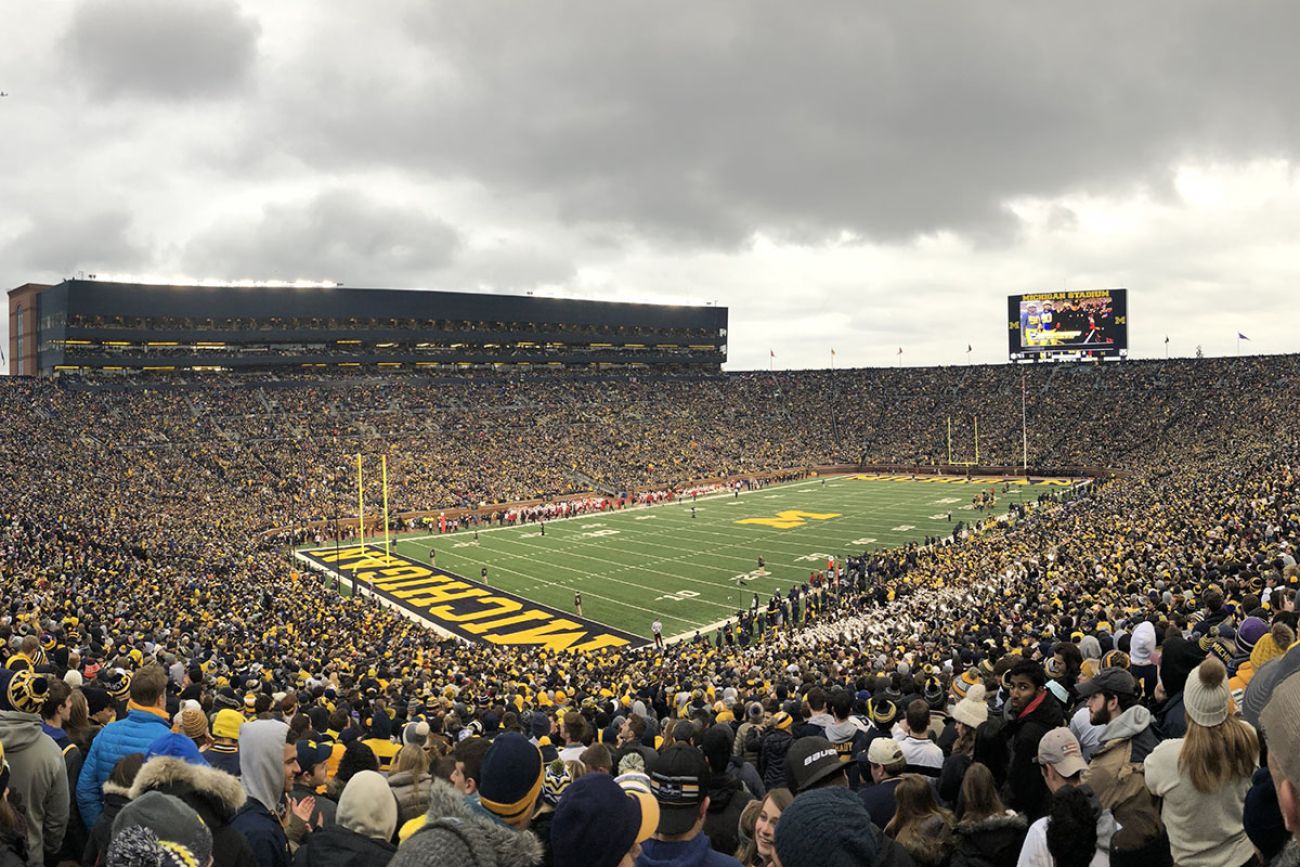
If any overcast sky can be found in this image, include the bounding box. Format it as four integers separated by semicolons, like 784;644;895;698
4;1;1300;373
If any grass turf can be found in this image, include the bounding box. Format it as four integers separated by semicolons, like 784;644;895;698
348;474;1068;641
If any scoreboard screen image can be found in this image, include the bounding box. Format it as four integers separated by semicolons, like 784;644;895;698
1008;289;1128;361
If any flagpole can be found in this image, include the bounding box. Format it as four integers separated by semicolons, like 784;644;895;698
382;453;391;562
1021;369;1029;476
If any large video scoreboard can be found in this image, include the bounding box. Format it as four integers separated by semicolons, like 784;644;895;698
1008;289;1128;362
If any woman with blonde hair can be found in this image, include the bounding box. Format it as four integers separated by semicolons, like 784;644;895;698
735;787;791;867
387;743;434;826
885;774;956;866
1145;657;1258;867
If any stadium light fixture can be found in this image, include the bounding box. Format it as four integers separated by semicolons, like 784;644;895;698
82;273;343;288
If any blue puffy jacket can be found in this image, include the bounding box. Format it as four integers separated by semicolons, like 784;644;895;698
76;708;173;827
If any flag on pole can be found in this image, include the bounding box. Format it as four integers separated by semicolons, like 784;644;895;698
967;344;972;353
831;348;836;356
1238;332;1250;340
897;347;903;355
1164;336;1169;344
770;349;775;358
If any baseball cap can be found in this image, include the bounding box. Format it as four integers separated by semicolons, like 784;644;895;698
784;736;845;793
866;738;903;766
1075;667;1137;699
649;743;710;836
296;739;332;775
1036;727;1087;778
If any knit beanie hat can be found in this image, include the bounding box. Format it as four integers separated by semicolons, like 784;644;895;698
541;759;573;807
337;770;398;842
477;732;543;822
145;733;209;766
109;791;213;867
1252;623;1297;671
774;786;879;867
1237;617;1269;654
180;708;209;741
1184;657;1230;727
5;670;51;714
103;669;133;704
212;709;244;741
952;684;989;728
950;669;981;700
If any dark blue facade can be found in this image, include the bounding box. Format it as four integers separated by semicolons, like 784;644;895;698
19;280;727;375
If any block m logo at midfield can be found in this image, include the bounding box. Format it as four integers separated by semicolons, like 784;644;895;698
736;510;841;530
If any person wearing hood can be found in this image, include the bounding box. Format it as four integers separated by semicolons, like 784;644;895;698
130;733;258;867
1015;729;1117;866
1075;668;1168;866
1127;622;1158;704
78;664;173;828
1259;670;1300;867
292;770;397;867
700;727;753;857
230;719;305;867
823;689;870;790
0;670;69;865
1000;660;1063;821
391;732;544;867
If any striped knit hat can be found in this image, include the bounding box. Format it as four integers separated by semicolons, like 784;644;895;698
950;669;982;700
477;732;543;822
6;671;51;715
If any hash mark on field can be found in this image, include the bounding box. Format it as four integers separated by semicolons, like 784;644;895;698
933;497;961;505
634;515;656;520
891;524;915;531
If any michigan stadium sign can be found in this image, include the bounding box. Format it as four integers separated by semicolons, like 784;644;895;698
297;546;646;652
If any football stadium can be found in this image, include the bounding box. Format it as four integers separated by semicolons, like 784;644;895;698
5;7;1300;866
5;274;1299;867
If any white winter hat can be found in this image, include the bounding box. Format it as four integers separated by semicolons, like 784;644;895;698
952;684;989;729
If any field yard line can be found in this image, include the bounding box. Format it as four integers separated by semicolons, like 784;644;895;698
386;476;829;545
475;533;750;598
391;535;738;617
385;543;706;630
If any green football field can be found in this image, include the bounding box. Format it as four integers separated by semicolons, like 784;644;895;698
353;474;1075;641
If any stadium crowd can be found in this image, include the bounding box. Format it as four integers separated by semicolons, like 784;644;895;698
0;354;1298;865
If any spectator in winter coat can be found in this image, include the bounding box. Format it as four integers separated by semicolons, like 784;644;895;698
77;665;173;828
0;739;32;867
391;733;545;867
1075;668;1167;865
286;740;336;848
859;738;908;830
292;770;397;867
387;744;433;828
1000;661;1063;821
0;670;69;865
230;720;305;867
700;727;753;857
129;735;257;867
756;714;793;792
83;752;144;867
949;763;1026;867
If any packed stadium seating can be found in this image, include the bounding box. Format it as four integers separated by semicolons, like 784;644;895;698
2;354;1298;866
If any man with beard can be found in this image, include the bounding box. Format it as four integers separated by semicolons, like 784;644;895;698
1076;668;1169;867
1001;659;1063;821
